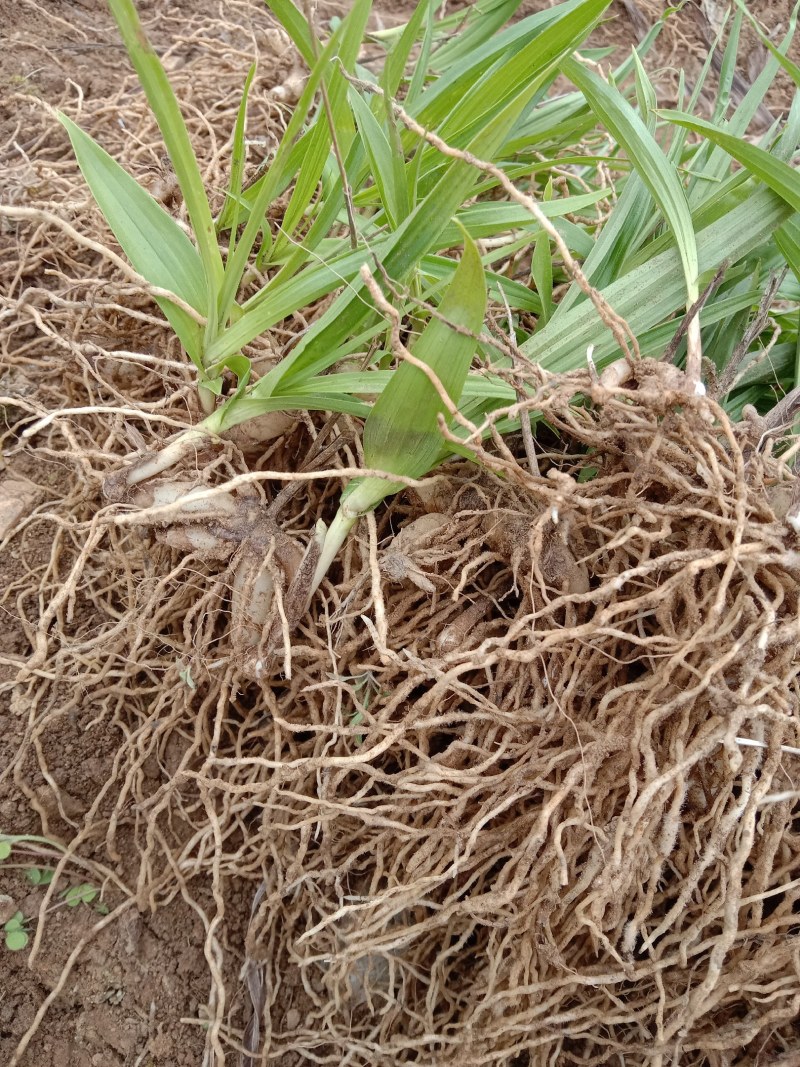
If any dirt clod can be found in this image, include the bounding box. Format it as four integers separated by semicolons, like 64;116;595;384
0;477;41;540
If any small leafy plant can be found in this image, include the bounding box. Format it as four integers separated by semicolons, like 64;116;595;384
25;866;55;886
62;883;103;910
3;912;30;952
60;0;800;642
0;834;108;951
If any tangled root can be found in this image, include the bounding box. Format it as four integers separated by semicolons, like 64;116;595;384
230;377;800;1066
7;356;800;1064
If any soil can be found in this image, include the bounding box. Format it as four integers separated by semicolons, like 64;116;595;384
1;2;799;1066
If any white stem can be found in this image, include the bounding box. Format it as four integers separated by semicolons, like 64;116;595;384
311;507;358;594
310;476;393;594
129;480;238;517
198;383;217;415
104;426;216;499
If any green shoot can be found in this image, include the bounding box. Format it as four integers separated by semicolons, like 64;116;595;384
312;231;486;588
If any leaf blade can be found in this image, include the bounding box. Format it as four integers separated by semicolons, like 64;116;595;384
563;55;699;301
661;111;800;213
107;0;223;306
362;231;487;486
59;113;205;365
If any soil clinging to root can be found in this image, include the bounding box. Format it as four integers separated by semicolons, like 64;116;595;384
2;2;800;1066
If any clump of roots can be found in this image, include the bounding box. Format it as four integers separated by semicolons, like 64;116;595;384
6;352;800;1064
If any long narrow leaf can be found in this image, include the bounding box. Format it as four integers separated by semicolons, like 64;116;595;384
271;0;370;258
688;8;797;201
430;0;525;69
107;0;223;310
210;0;607;375
554;65;658;320
305;232;486;586
436;0;612;147
661;112;800;214
209;73;543;374
379;0;436;97
350;88;401;227
521;187;792;372
776;215;800;285
215;18;354;327
362;232;486;488
410;0;593;126
734;0;800;89
59;113;205;364
218;63;256;241
563;56;699;303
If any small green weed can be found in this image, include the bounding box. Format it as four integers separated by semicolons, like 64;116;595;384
0;834;109;952
25;866;55;886
3;912;30;952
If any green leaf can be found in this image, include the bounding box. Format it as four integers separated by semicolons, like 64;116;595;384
5;928;29;952
532;231;554;326
271;0;370;257
532;178;555;324
0;841;11;860
412;0;601;130
553;171;653;319
661;112;800;214
505;28;662;157
218;63;257;244
209;0;609;381
360;230;486;496
59;114;205;367
423;254;541;314
734;0;800;90
26;867;55;886
521;186;792;372
309;232;487;588
632;48;657;120
219;2;369;314
713;7;739;121
350;88;401;227
435;0;612;147
430;0;525;69
688;8;798;200
444;187;607;241
776;215;800;285
106;0;223;313
563;55;699;302
406;2;435;106
210;91;534;377
379;0;436;98
63;884;98;907
665;18;721;172
217;0;596;382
